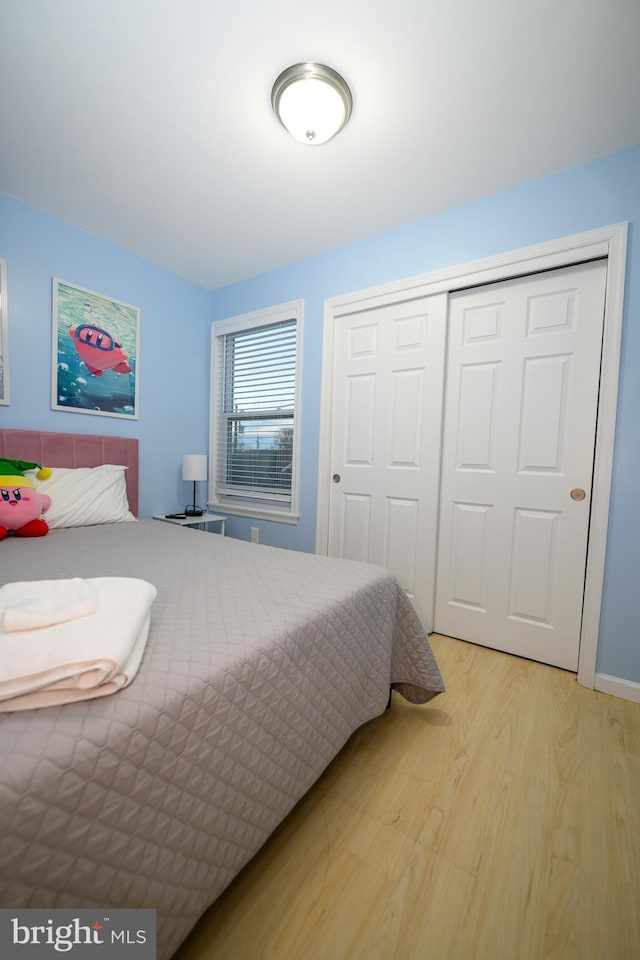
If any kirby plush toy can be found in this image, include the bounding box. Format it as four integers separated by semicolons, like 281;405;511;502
0;459;52;539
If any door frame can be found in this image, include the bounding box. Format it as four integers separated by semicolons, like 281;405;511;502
316;222;628;689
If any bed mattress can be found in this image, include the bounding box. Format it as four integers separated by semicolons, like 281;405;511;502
0;520;443;958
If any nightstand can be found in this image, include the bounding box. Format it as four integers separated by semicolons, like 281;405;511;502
153;512;226;535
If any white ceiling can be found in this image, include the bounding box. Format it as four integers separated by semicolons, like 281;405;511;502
1;0;639;290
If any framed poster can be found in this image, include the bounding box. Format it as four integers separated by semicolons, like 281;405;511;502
0;259;9;405
52;278;140;419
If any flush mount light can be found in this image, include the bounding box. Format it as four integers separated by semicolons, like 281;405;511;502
271;62;353;145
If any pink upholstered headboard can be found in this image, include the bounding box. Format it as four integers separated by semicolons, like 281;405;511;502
0;429;139;516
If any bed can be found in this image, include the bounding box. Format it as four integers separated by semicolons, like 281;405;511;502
0;428;444;959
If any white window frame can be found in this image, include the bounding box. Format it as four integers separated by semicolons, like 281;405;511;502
209;299;303;523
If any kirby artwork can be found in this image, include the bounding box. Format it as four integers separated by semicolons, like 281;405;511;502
69;323;132;376
53;279;139;418
0;459;52;540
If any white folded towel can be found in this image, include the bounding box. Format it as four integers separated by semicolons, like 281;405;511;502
0;577;157;711
0;612;152;712
0;578;100;632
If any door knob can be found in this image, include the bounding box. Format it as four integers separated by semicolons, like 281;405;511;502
570;488;586;501
332;474;341;483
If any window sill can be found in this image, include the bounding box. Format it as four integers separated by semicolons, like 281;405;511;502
208;501;300;525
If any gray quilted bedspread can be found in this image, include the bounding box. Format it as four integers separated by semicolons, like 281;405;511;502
0;520;444;958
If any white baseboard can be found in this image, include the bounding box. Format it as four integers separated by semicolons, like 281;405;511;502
594;673;640;705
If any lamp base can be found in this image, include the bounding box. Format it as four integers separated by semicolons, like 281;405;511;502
185;506;204;517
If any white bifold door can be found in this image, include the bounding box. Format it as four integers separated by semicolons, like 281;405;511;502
326;258;608;671
327;293;447;628
434;260;607;669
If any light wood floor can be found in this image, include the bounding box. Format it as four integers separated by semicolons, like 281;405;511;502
173;634;640;960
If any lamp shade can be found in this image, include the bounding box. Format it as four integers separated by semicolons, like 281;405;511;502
271;63;352;145
182;454;207;482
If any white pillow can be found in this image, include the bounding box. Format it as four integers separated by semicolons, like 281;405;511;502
30;464;136;528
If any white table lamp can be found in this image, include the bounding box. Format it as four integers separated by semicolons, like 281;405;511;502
182;454;207;517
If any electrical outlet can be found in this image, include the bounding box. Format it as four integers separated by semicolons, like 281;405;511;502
250;526;259;544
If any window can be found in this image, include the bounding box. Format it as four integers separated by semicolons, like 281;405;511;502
210;300;302;522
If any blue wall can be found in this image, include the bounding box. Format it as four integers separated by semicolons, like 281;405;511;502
0;193;211;517
211;145;640;684
1;144;638;683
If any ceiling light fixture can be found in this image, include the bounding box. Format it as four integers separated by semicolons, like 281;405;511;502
271;62;353;146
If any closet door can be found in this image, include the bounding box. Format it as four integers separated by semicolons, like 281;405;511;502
434;260;607;669
327;293;447;627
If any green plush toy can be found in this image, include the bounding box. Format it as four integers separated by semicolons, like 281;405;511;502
0;459;53;539
0;459;52;484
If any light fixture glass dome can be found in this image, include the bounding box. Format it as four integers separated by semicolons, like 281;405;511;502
271;62;352;145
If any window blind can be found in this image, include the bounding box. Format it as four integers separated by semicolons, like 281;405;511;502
214;318;297;503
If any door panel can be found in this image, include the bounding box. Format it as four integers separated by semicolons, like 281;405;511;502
345;374;375;464
518;354;570;471
456;362;500;469
384;497;420;595
341;494;371;562
507;507;558;626
434;260;607;669
449;502;492;610
328;293;447;627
